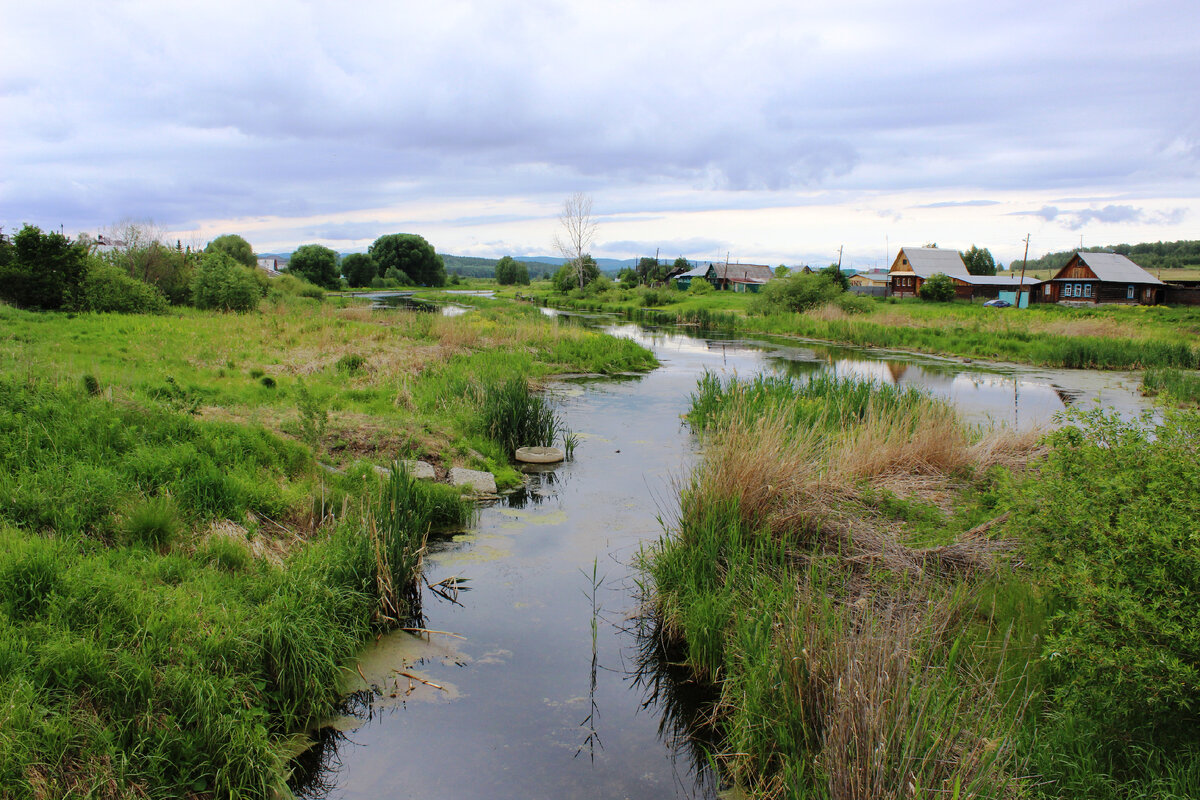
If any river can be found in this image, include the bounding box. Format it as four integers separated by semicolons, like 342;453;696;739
292;316;1151;799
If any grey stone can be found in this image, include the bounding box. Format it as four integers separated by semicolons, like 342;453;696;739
401;460;436;480
372;460;436;480
449;467;497;494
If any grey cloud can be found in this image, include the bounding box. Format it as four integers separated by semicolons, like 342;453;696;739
304;221;389;241
1007;204;1189;230
2;1;1199;240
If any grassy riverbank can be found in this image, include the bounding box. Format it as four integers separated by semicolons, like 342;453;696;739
643;373;1200;798
0;297;655;798
513;282;1200;370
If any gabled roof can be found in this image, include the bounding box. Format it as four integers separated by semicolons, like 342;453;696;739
891;247;969;278
1066;252;1164;285
716;264;775;284
678;265;710;278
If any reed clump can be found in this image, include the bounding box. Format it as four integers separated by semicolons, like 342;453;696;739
646;372;1042;798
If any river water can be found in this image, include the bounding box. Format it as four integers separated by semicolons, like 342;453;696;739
294;316;1151;799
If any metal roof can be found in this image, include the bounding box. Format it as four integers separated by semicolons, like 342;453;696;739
891;247;969;278
678;266;710;278
1068;252;1164;285
954;274;1043;286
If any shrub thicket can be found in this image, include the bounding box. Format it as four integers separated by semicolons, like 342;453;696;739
77;260;170;314
190;251;263;311
1015;408;1200;757
748;270;844;314
918;272;957;301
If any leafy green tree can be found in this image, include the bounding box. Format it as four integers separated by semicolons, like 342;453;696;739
512;261;530;286
961;245;997;276
341;253;377;288
673;256;690;273
918;272;956;301
204;234;256;267
775;265;791;278
288;244;340;289
369;234;446;287
0;225;89;310
820;263;850;291
617;267;638;289
552;255;599;292
495;255;519;285
637;257;659;284
190;251;262;311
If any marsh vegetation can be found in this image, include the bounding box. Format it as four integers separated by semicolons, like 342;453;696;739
0;296;655;797
642;372;1200;798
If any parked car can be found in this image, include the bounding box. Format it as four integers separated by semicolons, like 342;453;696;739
983;299;1012;308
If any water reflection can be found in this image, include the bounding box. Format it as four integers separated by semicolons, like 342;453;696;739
589;321;1151;430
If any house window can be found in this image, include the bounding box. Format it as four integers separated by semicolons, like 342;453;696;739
1127;285;1135;299
1044;285;1052;296
1063;284;1072;297
1083;284;1092;298
1074;283;1082;297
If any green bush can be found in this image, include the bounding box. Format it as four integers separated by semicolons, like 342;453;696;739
749;271;843;314
688;278;714;294
190;251;262;312
1015;407;1200;755
76;260;169;314
918;272;957;302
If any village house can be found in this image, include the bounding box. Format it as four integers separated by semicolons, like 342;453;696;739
888;247;969;297
672;265;712;291
256;256;287;277
1039;251;1165;305
848;269;890;288
708;262;775;292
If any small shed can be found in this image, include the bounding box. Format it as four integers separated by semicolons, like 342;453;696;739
1040;252;1164;305
673;265;712;291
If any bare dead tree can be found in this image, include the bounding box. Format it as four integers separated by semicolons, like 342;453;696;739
552;192;598;290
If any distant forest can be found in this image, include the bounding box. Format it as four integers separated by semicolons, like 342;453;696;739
1015;239;1200;273
441;255;553;279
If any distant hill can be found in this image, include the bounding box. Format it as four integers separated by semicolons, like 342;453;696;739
441;255;556;279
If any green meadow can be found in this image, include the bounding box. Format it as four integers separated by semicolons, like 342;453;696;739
0;296;655;798
512;279;1200;370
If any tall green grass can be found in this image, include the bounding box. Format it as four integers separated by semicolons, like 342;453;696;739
479;377;560;458
0;379;472;798
1142;367;1200;405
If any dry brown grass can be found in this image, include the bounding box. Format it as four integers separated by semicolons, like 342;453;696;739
681;388;1040;796
808;600;1027;800
1033;316;1138;339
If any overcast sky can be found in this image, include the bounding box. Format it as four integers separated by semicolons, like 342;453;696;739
2;0;1197;268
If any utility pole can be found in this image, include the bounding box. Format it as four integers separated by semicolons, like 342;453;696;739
1016;234;1031;309
837;245;843;269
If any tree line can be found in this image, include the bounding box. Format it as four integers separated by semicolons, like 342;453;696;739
1015;239;1200;273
